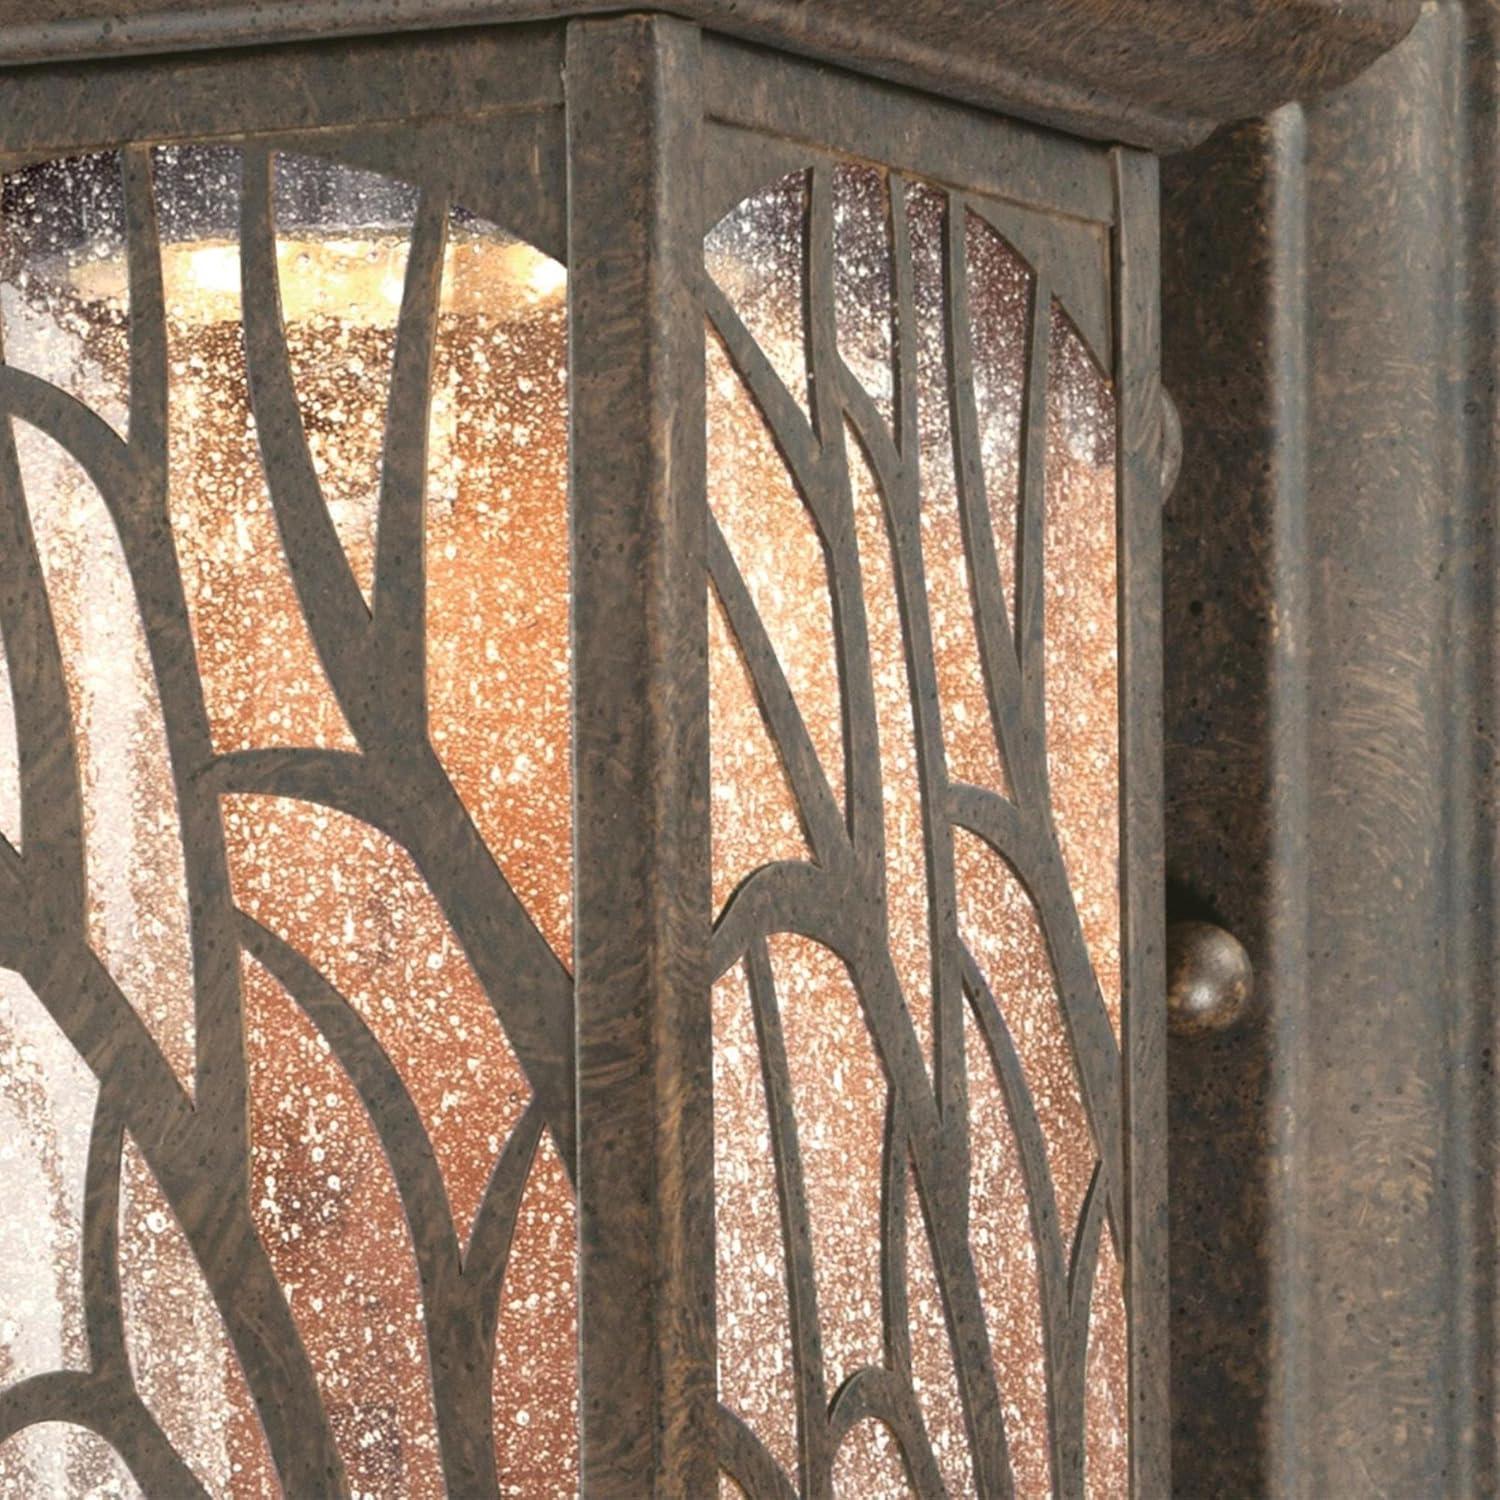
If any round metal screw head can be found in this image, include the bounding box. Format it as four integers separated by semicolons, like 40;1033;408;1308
1166;920;1254;1036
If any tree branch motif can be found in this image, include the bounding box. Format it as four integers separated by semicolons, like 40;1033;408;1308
0;141;577;1497
706;161;1126;1499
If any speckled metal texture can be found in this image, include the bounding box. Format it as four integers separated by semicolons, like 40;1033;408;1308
567;17;717;1497
0;0;1422;152
1161;2;1497;1493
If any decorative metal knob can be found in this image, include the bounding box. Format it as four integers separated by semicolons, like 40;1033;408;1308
1166;920;1253;1036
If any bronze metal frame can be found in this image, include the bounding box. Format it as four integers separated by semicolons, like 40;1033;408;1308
1160;5;1498;1493
0;16;1162;1495
697;34;1163;1499
0;0;1421;151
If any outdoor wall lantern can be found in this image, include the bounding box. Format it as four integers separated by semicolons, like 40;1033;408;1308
0;5;1420;1497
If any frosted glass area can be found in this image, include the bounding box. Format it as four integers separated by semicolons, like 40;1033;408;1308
0;975;95;1388
708;590;809;914
832;163;895;426
965;1000;1051;1499
712;963;797;1478
17;426;196;1089
0;146;577;1496
425;207;573;963
0;152;130;436
705;171;809;416
954;829;1094;1238
272;153;419;603
707;160;1126;1496
1085;1235;1130;1499
1045;304;1122;1040
0;1422;145;1497
120;1136;277;1497
157;145;360;755
908;181;1013;799
707;327;846;819
833;1421;913;1495
848;428;934;1070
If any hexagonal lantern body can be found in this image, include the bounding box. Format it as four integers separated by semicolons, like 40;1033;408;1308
0;6;1420;1497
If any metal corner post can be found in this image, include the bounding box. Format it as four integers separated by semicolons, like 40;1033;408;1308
567;13;717;1497
1112;144;1170;1500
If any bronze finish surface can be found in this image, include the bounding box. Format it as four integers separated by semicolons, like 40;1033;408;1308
0;0;1421;151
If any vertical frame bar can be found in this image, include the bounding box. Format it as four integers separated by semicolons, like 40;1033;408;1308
1112;145;1170;1498
567;15;716;1496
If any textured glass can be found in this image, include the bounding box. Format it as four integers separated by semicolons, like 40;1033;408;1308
0;146;576;1495
705;171;809;417
909;182;1013;799
119;1136;277;1496
1045;304;1122;1039
707;163;1125;1496
0;975;94;1387
773;934;886;1393
712;963;797;1477
0;1423;145;1496
426;214;573;961
708;591;809;915
0;152;130;436
272;154;419;604
966;211;1031;647
707;326;846;817
18;427;196;1088
955;828;1093;1238
0;640;17;848
1085;1236;1130;1499
159;146;359;755
491;1133;578;1499
907;1170;976;1496
965;1001;1051;1498
227;797;530;1249
849;428;934;1068
832;1422;913;1495
832;164;895;426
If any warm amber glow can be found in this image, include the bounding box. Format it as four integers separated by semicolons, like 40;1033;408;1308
1;145;1127;1499
67;235;567;325
705;166;1126;1498
0;149;576;1496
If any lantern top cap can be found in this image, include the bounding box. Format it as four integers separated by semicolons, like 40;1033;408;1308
0;0;1420;150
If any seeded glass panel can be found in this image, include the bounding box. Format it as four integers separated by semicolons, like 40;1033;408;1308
1085;1236;1130;1499
712;963;797;1478
708;591;809;914
0;144;576;1496
705;170;810;418
833;1422;913;1495
16;425;197;1087
158;145;359;755
905;184;1013;804
707;158;1125;1497
707;321;846;822
1044;305;1122;1040
0;153;130;436
272;154;419;605
848;427;934;1070
964;1000;1051;1498
0;976;95;1391
0;1423;145;1497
